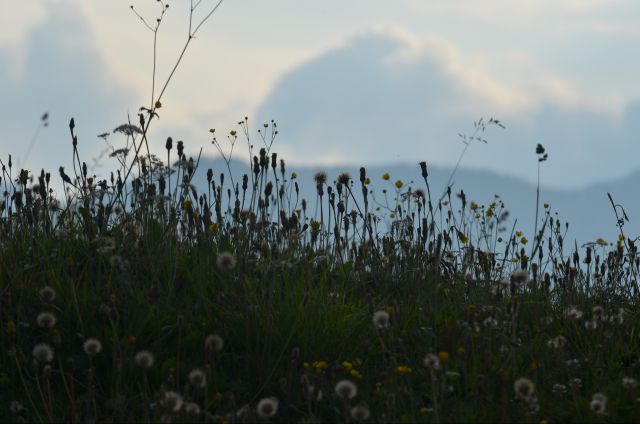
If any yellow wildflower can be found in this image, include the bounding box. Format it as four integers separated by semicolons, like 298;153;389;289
385;306;395;316
395;180;403;189
470;202;478;211
520;237;528;245
350;369;363;379
341;361;353;372
395;365;412;374
485;208;494;217
443;287;449;297
382;173;390;181
364;177;370;185
515;231;522;237
438;352;450;366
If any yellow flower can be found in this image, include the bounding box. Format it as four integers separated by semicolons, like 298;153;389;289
443;287;449;297
155;100;162;109
6;320;16;334
303;362;310;369
595;238;607;246
313;360;328;373
419;407;429;414
375;382;382;393
291;172;297;179
470;202;478;211
341;361;353;372
364;177;370;185
382;173;390;181
395;365;412;374
520;237;528;245
515;231;522;237
385;306;395;316
458;233;469;244
182;199;192;209
209;223;219;232
485;208;494;217
395;180;403;189
350;369;363;379
543;203;549;209
438;351;450;366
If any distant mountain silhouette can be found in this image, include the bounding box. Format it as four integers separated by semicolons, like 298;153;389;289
191;155;640;248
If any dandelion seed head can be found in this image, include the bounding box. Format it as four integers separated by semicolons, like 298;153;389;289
32;343;54;364
350;405;371;421
36;312;57;329
161;391;183;412
372;310;390;329
205;334;224;352
83;338;102;356
38;286;56;303
622;377;638;389
184;402;201;416
423;353;441;370
513;377;535;400
510;269;529;285
188;368;207;389
135;350;155;369
335;380;358;399
256;397;279;419
216;252;236;271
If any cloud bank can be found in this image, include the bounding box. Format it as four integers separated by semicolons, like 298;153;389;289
255;29;640;188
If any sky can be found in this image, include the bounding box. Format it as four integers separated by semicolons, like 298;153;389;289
2;0;640;189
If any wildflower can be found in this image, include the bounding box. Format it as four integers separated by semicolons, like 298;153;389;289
382;173;390;181
394;180;403;189
423;353;441;371
36;312;57;329
216;252;236;271
590;393;607;415
510;269;529;285
350;369;363;379
372;310;390;329
162;391;184;412
622;377;638;389
350;405;371;421
312;360;328;373
32;343;54;364
514;377;535;400
438;351;450;366
39;286;56;303
205;334;224;352
568;378;582;389
184;402;201;416
592;305;605;321
189;369;207;389
335;380;357;399
256;397;279;419
395;365;412;374
341;361;353;372
546;335;568;349
83;338;102;356
135;350;155;369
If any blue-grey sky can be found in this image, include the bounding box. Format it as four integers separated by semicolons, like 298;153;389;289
2;0;640;188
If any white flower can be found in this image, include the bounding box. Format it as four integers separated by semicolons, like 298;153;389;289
590;393;607;415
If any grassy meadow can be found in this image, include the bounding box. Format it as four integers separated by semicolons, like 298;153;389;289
2;3;640;423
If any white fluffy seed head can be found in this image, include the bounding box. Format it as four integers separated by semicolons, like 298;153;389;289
513;377;535;400
350;405;371;421
188;369;207;389
135;350;155;369
38;286;56;303
372;310;390;329
205;334;224;352
32;343;54;364
335;380;358;400
256;397;279;419
83;338;102;356
36;312;57;329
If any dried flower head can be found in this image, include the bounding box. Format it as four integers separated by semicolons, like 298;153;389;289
256;397;279;419
32;343;54;364
314;171;327;185
372;310;390;329
38;286;56;303
205;334;224;352
337;172;351;185
36;312;57;329
216;252;236;271
564;306;583;321
592;305;605;320
547;335;568;349
423;353;441;370
514;377;535;400
335;380;358;399
189;368;207;389
350;405;371;421
135;350;155;369
83;338;102;356
622;377;638;389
